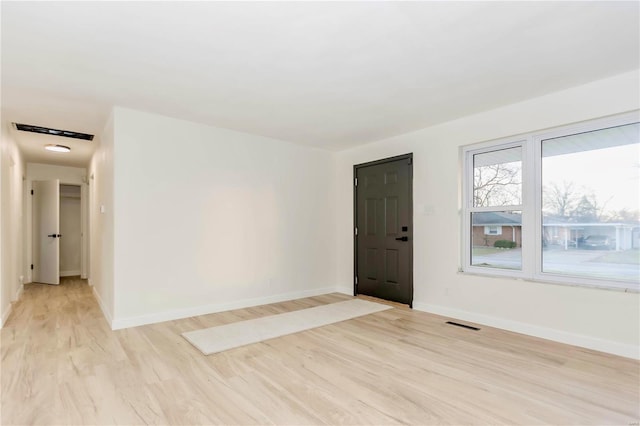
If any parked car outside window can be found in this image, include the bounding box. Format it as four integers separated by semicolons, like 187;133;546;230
580;235;615;250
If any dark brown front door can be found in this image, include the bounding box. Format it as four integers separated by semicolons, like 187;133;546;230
354;154;413;306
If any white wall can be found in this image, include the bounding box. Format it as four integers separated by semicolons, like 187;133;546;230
0;122;25;327
109;107;337;328
27;163;86;185
25;163;87;283
88;114;115;325
59;186;81;276
335;70;640;358
0;127;2;324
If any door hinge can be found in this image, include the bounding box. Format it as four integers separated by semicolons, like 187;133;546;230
354;177;358;187
30;189;34;195
354;227;358;236
355;276;358;285
30;264;34;270
408;157;413;165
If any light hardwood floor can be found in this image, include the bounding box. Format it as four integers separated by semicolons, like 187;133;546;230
1;277;638;425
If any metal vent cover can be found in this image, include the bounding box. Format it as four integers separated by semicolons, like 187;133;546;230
14;123;94;141
446;321;480;331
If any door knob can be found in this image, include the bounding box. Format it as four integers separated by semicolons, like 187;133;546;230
47;234;62;238
395;236;409;241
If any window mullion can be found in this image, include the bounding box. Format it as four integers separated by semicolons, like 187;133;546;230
520;134;537;278
531;134;543;280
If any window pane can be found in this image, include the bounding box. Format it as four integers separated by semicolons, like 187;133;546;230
471;211;522;270
542;123;640;283
473;147;522;207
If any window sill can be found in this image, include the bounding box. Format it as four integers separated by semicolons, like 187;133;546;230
457;269;639;294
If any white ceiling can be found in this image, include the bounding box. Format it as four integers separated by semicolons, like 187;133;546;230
2;1;638;167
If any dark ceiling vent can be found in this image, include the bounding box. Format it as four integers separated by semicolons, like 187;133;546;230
14;123;94;141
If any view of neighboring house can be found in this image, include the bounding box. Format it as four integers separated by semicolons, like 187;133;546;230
472;211;522;247
472;211;640;250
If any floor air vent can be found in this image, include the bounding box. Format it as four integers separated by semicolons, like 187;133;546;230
446;321;480;331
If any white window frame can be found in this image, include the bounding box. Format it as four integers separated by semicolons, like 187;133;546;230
463;139;529;279
461;111;639;292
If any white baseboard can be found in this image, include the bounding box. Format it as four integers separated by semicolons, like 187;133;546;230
13;284;23;302
413;302;639;360
0;303;12;328
92;286;113;327
335;285;354;296
0;283;26;328
60;270;81;277
111;286;343;330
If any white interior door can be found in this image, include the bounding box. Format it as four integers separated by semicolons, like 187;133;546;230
33;180;60;285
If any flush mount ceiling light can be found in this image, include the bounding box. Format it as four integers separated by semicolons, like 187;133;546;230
13;123;94;141
45;144;71;153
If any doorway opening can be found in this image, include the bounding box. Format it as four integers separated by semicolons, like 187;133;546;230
32;181;86;285
354;153;413;307
59;184;82;278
